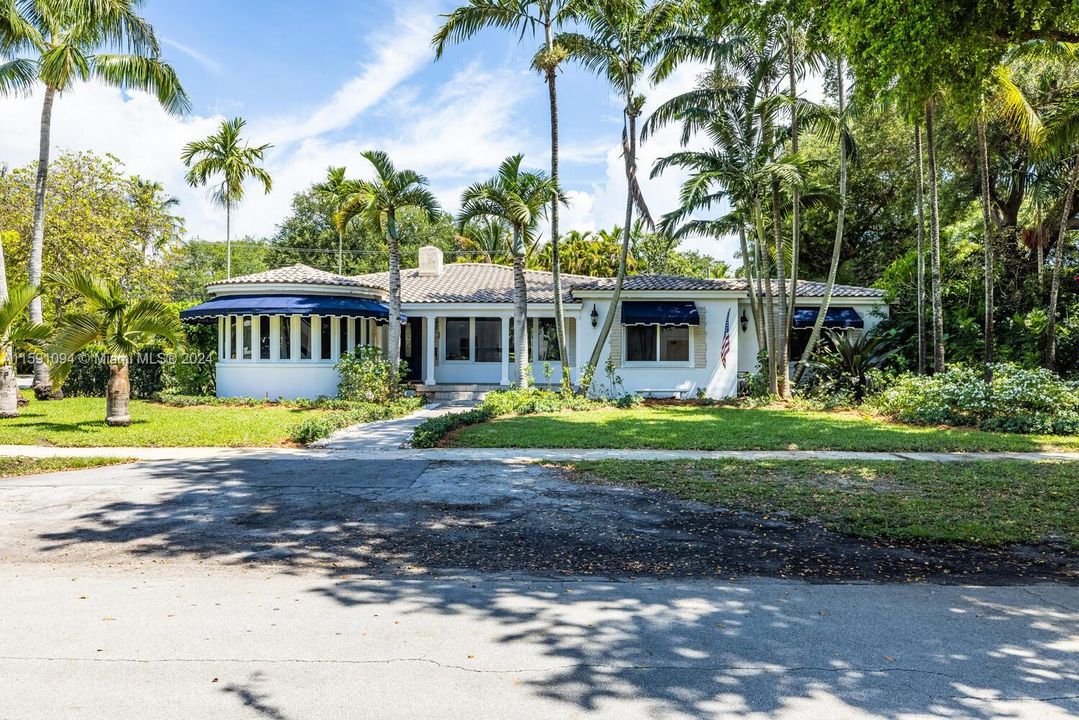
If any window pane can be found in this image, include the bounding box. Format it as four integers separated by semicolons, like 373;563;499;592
320;317;332;360
279;317;291;360
241;317;251;358
475;318;501;362
299;317;312;359
230;317;239;360
445;318;470;361
660;325;690;361
403;322;413;358
259;317;271;360
339;318;350;357
537;318;560;361
625;325;657;361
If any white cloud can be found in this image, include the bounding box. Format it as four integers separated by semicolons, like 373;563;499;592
565;62;741;266
161;37;222;76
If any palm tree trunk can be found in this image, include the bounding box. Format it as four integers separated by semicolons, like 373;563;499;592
337;227;344;274
925;99;946;373
225;200;232;279
0;220;8;304
1046;148;1079;371
105;361;132;427
738;224;766;353
512;227;530;386
586;84;638;381
545;26;570;391
795;57;847;384
30;86;56;397
914;121;927;375
0;365;18;418
770;179;791;398
385;209;403;381
784;33;801;386
754;200;779;396
976;116;995;382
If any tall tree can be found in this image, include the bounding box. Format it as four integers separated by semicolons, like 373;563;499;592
925;99;946;371
127;178;182;260
0;0;35;305
312;166;359;274
457;154;566;386
0;0;188;396
913;121;927;374
49;270;182;426
336;151;440;381
181;117;272;280
434;0;580;388
559;0;675;382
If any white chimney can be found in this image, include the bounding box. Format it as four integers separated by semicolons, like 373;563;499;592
417;245;444;277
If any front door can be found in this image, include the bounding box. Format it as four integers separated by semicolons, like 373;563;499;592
401;318;423;382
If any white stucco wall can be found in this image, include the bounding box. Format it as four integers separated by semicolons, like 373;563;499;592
217;362;339;400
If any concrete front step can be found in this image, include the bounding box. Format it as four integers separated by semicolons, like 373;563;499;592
415;383;502;403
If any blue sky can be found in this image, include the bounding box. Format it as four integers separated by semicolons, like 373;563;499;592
1;0;735;263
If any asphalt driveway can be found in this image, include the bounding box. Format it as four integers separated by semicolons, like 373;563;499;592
1;456;1074;583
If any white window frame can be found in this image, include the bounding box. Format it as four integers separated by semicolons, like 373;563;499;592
622;323;694;368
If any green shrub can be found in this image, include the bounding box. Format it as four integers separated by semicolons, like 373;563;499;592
336;346;407;403
287;396;424;444
873;363;1079;434
412;408;494;448
480;387;597;416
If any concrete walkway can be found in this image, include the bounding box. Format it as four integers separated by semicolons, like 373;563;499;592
312;402;472;451
1;443;1077;463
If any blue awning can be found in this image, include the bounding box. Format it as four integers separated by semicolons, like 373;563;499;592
179;295;404;325
621;301;700;326
793;306;864;329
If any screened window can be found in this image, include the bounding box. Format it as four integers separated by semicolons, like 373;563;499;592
537;318;560;361
279;317;292;360
475;318;501;362
320;317;332;360
445;318;470;361
299;317;312;360
259;317;271;360
626;325;689;363
230;317;239;360
340;317;351;358
625;325;657;362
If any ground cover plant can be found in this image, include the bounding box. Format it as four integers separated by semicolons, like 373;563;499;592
568;459;1079;547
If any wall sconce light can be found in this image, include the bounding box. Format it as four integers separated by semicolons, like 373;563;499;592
591;304;599;328
740;309;748;332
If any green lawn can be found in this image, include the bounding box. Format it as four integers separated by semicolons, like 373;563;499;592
0;456;131;477
569;459;1079;546
1;394;330;447
448;404;1079;453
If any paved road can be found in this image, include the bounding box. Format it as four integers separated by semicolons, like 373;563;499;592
0;456;1076;718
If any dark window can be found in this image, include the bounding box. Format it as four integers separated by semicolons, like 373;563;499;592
445;318;470;361
230;317;239;360
279;316;291;360
299;317;312;360
537;318;560;361
659;325;690;362
475;318;501;362
625;325;657;361
339;317;351;357
320;317;332;360
259;317;271;360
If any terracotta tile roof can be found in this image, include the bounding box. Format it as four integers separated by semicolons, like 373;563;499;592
211;261;885;302
208;263;378;289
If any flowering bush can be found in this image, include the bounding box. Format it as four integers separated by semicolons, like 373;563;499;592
872;363;1079;434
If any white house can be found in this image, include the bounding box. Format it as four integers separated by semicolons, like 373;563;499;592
180;246;888;400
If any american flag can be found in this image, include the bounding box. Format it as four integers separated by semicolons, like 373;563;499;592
720;309;732;368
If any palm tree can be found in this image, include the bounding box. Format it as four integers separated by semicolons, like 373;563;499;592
457;216;513;263
181;117;272;280
336;151;440;380
925;97;946;372
127;178;182;260
558;0;676;381
0;0;34;305
0;284;50;418
312;166;360;274
0;0;189;397
458;155;566;386
49;271;182;426
434;0;581;388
